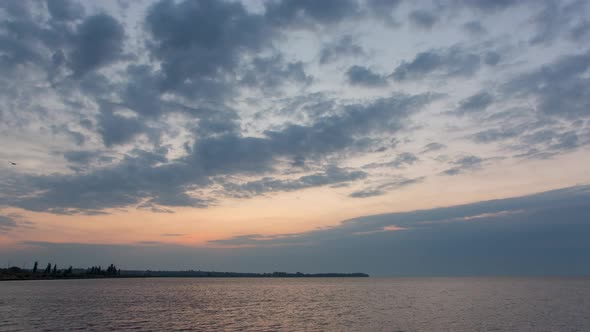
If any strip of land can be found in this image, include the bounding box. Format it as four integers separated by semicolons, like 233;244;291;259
0;266;368;281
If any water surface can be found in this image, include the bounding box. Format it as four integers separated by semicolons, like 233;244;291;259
1;277;589;331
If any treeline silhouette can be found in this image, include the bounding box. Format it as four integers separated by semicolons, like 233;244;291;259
1;262;369;281
88;264;121;276
0;261;120;280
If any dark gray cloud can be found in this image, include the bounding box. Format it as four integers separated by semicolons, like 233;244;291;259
63;150;102;165
0;213;33;233
502;51;590;119
240;55;313;91
0;215;18;233
0;2;69;73
463;89;589;157
363;152;419;169
391;46;484;81
364;0;402;25
471;128;520;143
569;20;590;41
349;176;425;198
0;5;124;79
222;166;367;198
145;0;270;96
2;93;436;214
455;92;494;115
483;51;501;66
264;93;436;158
46;0;84;21
462;21;487;36
319;35;365;65
455;0;522;13
265;0;360;27
97;103;147;147
440;155;483;175
346;65;388;87
119;65;166;118
529;0;589;45
408;10;438;29
2;148;209;214
511;129;584;159
421;142;446;153
69;14;126;77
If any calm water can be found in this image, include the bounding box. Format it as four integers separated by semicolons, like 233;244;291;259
1;277;589;331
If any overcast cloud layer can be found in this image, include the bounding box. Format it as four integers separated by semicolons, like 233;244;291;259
1;0;589;274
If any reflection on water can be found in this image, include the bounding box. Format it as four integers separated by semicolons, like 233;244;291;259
1;277;589;331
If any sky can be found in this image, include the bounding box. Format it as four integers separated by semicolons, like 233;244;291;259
0;0;589;275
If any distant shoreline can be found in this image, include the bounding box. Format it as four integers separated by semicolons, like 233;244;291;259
0;268;369;281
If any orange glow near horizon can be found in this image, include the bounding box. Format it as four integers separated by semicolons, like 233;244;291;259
2;147;589;249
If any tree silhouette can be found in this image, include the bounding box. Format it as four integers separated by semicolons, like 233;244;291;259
106;264;118;275
33;261;38;274
52;264;57;274
44;263;51;274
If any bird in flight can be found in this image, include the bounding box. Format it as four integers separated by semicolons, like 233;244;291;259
9;161;16;166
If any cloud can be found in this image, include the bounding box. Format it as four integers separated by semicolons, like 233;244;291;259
408;10;438;29
46;0;84;21
502;51;590;119
69;14;126;77
455;92;494;115
365;0;403;22
440;155;483;176
471;128;519;143
145;0;270;96
63;150;97;164
349;176;425;198
346;65;388;87
512;129;585;159
569;20;590;41
222;166;367;198
2;149;209;214
265;0;360;27
462;21;487;36
529;0;589;45
263;93;437;158
363;152;419;169
391;46;483;81
319;35;365;64
484;51;501;66
97;103;147;147
421;142;446;153
0;215;18;233
455;0;522;13
2;93;437;214
0;213;33;233
240;55;313;91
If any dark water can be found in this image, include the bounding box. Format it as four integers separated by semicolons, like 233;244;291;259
1;277;589;331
